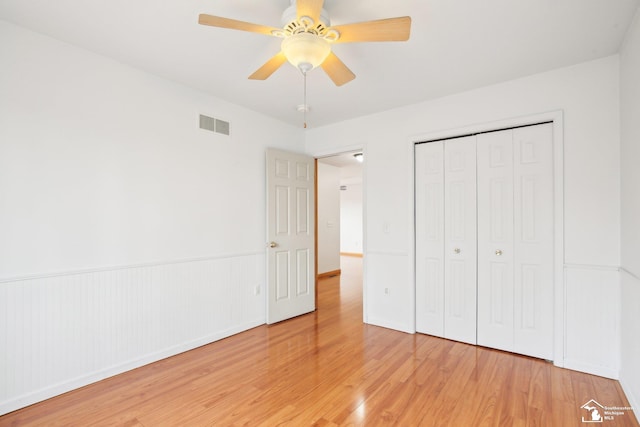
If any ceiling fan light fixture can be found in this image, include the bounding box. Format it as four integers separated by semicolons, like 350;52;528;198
281;32;331;74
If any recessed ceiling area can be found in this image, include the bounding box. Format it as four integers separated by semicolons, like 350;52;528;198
1;0;638;128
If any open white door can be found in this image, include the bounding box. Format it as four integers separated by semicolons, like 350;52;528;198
266;148;315;324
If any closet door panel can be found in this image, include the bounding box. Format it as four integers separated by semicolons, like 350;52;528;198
415;142;444;336
444;137;477;344
513;123;554;359
477;130;515;352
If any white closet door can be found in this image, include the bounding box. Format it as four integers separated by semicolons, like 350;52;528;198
512;123;554;359
443;137;477;344
415;141;444;336
477;130;515;352
477;124;554;360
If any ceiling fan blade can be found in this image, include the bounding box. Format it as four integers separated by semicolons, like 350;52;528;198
320;52;355;86
249;52;288;80
331;16;411;43
198;14;281;37
296;0;324;23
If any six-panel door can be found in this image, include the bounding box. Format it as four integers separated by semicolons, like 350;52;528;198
266;148;315;324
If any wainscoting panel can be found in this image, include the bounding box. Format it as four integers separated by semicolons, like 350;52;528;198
620;269;640;415
0;253;265;415
564;264;620;379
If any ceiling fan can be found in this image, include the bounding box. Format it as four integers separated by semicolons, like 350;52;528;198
198;0;411;86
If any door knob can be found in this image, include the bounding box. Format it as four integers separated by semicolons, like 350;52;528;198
495;249;503;256
268;242;278;248
453;248;461;254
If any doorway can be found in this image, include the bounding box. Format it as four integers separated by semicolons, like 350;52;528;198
316;151;364;308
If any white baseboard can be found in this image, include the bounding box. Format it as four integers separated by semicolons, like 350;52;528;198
366;317;414;334
620;377;640;422
563;359;619;380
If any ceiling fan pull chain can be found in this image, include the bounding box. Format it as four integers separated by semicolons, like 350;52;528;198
303;71;308;129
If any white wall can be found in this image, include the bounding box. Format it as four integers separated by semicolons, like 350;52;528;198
340;182;363;254
619;7;640;413
305;56;622;369
317;162;341;274
0;20;303;415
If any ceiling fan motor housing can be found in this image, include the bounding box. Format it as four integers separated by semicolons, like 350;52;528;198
281;2;331;28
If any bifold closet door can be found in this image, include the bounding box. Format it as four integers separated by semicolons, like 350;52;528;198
415;141;444;337
443;137;477;344
476;130;515;351
476;124;554;360
415;137;476;344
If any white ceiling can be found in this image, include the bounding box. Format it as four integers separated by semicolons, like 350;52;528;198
319;151;362;168
319;151;363;185
1;0;638;128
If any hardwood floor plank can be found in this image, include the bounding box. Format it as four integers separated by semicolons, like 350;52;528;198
526;361;553;411
549;363;574;403
1;256;637;426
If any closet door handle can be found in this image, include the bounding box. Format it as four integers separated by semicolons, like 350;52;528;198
495;249;503;256
453;248;461;254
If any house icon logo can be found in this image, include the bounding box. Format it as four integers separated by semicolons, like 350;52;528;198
581;399;604;423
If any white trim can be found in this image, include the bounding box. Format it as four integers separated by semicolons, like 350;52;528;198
367;317;414;334
564;263;621;272
407;138;417;333
362;144;369;324
619;378;640;421
408;110;565;365
621;267;640;281
0;251;264;284
408;110;562;145
563;359;620;380
551;111;566;367
366;251;409;257
311;144;367;159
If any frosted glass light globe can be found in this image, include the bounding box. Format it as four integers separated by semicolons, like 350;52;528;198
282;32;331;74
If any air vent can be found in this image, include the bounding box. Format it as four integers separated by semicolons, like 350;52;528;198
215;118;230;136
199;114;231;136
340;185;347;191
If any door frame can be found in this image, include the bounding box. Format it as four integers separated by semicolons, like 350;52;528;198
409;110;565;367
313;145;367;323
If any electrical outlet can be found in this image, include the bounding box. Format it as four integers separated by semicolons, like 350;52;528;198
255;285;261;295
384;288;389;295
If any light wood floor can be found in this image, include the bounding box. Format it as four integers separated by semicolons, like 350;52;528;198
1;256;637;426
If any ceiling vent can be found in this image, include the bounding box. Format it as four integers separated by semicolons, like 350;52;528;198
199;114;230;136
